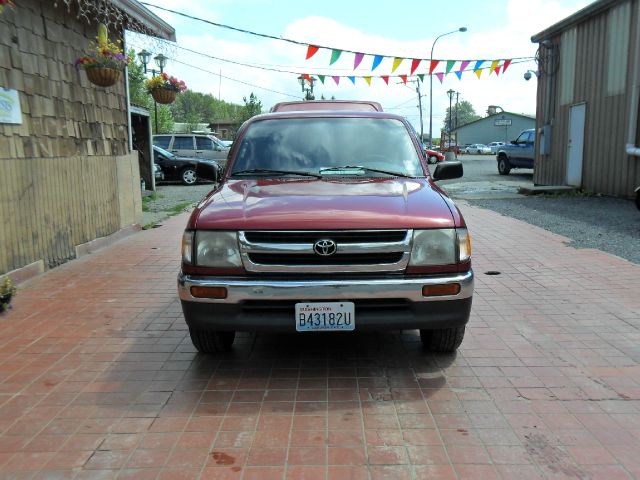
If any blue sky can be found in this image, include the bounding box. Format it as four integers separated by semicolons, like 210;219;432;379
130;0;589;136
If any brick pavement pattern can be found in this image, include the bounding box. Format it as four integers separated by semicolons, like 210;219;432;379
1;204;639;479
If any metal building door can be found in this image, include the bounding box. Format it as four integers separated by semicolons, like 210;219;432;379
566;103;586;187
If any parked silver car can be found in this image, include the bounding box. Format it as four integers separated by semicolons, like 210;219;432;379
464;144;491;155
153;134;230;169
488;141;505;154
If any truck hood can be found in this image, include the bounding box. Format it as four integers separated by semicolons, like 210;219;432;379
192;178;456;230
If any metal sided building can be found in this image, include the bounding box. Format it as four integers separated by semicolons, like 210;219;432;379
531;0;640;198
454;112;535;147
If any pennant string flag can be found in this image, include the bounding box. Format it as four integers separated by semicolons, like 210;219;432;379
435;73;444;84
353;52;364;70
332;76;340;85
429;60;440;75
399;75;407;84
330;49;343;65
364;76;372;86
474;60;485;71
410;59;421;75
391;57;404;73
460;60;471;72
317;75;325;84
446;60;456;74
502;59;512;73
494;65;501;75
371;55;384;71
417;74;424;82
489;60;499;75
455;71;463;80
303;73;312;83
382;76;389;85
306;45;319;60
348;76;356;85
475;69;483;79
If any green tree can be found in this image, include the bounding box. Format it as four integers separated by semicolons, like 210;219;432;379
239;93;263;123
127;50;174;134
442;100;480;132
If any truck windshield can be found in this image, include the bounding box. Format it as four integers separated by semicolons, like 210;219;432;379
231;117;424;177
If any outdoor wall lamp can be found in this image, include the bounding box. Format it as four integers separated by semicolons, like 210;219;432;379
524;70;540;81
137;50;167;75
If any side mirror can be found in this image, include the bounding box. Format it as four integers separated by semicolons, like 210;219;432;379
511;140;517;145
196;161;220;182
432;161;463;181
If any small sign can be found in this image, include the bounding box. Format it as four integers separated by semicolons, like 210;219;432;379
494;119;512;126
0;88;22;124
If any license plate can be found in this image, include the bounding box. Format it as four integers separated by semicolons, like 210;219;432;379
295;302;355;332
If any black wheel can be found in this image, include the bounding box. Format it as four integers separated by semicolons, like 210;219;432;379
180;167;197;185
420;326;465;353
188;328;235;353
428;155;438;164
497;156;511;175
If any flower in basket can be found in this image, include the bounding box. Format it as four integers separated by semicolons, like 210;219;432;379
74;24;130;72
145;72;187;94
0;276;17;313
0;0;15;13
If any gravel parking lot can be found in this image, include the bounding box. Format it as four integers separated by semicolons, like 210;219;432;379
145;177;640;265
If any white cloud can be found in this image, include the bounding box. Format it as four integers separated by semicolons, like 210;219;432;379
135;0;588;136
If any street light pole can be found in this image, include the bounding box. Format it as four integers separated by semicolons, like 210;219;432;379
428;27;467;149
137;50;168;134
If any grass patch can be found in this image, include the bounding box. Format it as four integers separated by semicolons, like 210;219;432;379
168;202;193;216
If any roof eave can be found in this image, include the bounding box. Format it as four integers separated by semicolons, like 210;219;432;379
112;0;176;41
531;0;621;42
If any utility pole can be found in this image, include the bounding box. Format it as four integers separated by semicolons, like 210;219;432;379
447;89;455;148
416;78;424;142
455;91;460;148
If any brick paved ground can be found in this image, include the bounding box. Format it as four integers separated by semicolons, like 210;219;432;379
1;204;639;479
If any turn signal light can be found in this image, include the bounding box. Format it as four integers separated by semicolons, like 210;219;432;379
422;283;461;297
190;286;228;299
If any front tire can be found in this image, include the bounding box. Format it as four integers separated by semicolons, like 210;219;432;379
189;328;235;353
497;156;511;175
181;167;197;186
420;327;465;353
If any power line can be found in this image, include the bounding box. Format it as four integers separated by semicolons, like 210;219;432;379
140;2;535;64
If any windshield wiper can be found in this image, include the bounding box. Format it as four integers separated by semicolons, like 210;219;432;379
231;168;321;178
319;165;413;178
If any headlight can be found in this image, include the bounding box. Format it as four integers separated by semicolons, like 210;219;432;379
182;231;194;265
409;229;456;266
457;228;471;262
195;231;242;267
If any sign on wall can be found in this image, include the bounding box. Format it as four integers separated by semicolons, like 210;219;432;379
0;88;22;125
494;119;512;126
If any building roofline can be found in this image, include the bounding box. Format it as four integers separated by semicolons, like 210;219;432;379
112;0;176;41
531;0;621;42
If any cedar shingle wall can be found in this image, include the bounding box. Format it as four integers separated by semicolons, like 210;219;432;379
0;0;140;275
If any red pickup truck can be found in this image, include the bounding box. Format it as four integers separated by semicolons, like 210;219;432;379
178;102;473;353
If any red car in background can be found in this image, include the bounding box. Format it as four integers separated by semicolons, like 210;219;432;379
425;148;445;164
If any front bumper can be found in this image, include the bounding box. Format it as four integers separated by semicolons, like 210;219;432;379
178;270;473;332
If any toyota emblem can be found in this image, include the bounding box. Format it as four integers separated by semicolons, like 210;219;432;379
313;239;337;256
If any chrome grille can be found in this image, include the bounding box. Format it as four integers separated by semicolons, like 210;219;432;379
239;230;412;273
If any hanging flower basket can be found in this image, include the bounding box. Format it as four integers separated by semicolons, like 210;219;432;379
75;24;129;88
145;73;187;105
0;276;16;313
85;66;121;87
151;88;178;104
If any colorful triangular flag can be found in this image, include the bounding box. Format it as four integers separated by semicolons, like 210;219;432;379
364;76;372;86
435;73;444;84
348;76;356;85
455;71;463;80
502;59;512;73
429;60;440;75
332;76;340;85
330;49;343;65
303;73;312;83
475;69;482;79
382;76;389;85
317;75;325;84
306;45;319;60
473;60;485;72
410;59;421;75
459;60;470;72
354;52;364;70
417;74;425;82
391;57;403;73
399;75;407;84
489;60;499;75
372;55;383;71
446;60;456;74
